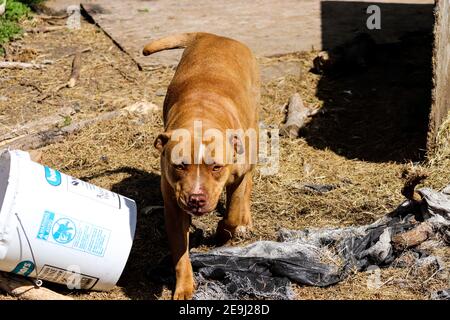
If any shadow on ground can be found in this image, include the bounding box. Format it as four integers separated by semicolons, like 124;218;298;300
79;166;229;299
111;168;167;299
82;167;167;299
303;2;434;163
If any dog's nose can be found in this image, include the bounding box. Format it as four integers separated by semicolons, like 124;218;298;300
188;194;207;208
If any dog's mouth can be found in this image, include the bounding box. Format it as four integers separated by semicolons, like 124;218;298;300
183;207;211;217
176;199;212;217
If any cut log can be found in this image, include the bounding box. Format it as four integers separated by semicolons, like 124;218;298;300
313;51;336;74
280;93;319;138
392;222;434;251
312;33;376;74
0;61;44;69
0;272;72;300
401;166;429;202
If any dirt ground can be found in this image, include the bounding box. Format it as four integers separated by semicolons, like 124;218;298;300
0;15;449;300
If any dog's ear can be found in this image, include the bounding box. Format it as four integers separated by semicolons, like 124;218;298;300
154;132;172;152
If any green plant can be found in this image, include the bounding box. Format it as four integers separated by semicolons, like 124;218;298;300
62;116;72;127
0;18;22;44
4;0;30;22
0;0;34;49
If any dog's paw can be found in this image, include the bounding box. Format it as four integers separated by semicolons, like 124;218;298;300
216;221;253;245
234;225;252;239
173;286;194;300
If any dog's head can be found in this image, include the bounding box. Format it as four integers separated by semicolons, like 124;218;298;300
155;127;254;216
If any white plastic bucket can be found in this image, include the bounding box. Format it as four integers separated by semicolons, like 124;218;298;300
0;149;137;291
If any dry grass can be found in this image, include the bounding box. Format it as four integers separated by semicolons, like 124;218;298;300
428;111;450;167
0;17;448;300
0;18;174;140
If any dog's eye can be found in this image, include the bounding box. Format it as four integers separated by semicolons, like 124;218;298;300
212;165;223;172
173;162;186;170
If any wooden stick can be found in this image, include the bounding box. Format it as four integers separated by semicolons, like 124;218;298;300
25;26;66;33
57;47;91;61
19;81;43;93
0;272;72;300
0;106;74;141
0;61;45;69
35;49;89;102
37;14;69;20
280;93;319;138
0;109;125;150
67;51;81;88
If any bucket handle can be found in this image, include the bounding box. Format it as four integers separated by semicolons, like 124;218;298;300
14;213;43;288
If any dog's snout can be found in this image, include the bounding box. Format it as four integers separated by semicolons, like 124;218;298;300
188;194;207;208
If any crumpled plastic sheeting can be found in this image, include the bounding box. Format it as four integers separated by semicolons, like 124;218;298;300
431;289;450;300
191;186;450;300
193;270;295;300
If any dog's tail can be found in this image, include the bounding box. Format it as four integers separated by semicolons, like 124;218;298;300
142;32;205;56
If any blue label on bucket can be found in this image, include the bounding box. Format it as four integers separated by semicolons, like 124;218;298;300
11;261;35;277
44;166;61;186
37;211;55;240
36;211;110;257
52;218;76;244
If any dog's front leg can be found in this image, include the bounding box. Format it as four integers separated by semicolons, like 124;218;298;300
162;178;194;300
217;171;253;244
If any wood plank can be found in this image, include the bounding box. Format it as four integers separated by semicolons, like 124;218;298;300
428;0;450;153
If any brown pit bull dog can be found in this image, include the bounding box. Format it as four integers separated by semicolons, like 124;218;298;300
142;32;260;299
